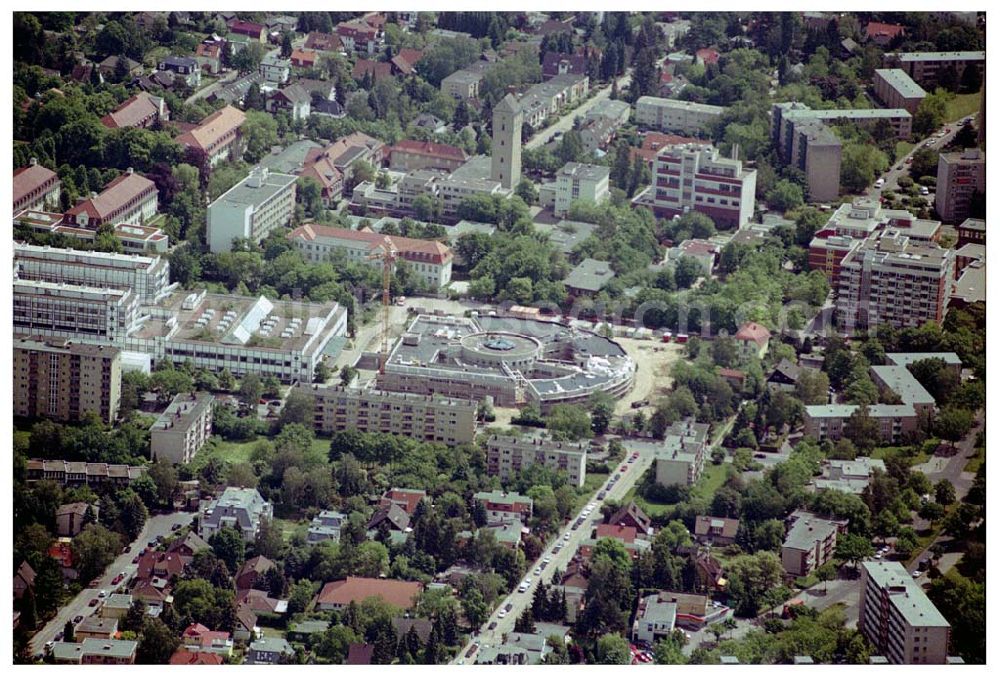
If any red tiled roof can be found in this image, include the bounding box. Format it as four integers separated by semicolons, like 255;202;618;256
169;650;224;665
735;321;771;346
65;172;156;222
290;49;318;66
679;239;720;257
100;92;162;129
696;48;720;65
13;164;58;206
380;488;427;515
396;49;424;67
390;139;467;163
347;643;374;665
595;523;637;544
317;577;422;610
196;43;222;59
304;32;343;52
352;59;392;82
717;367;745;380
299;157;343;195
865;21;905;40
338;19;379;38
228;19;266;37
631;132;709;165
288;224;453;265
175;105;246;153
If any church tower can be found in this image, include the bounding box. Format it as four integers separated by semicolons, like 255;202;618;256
491;93;522;189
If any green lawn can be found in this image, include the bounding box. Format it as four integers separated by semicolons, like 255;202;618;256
14;429;30;449
870;441;931;466
944;90;981;123
895;141;915;159
190;437;258;471
690;463;730;502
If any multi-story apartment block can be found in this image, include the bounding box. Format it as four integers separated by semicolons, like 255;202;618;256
175;105;246;168
100;91;169;129
336;18;384;54
516;74;589;129
807;232;863;284
13;280;139;343
388;140;468;172
207;166;297;253
883;51;985;88
441;69;482;100
287;223;453;289
804;404;918;444
635;97;725;136
772;101;913;143
785;119;843;202
303;384;476;447
13;243;171;303
956;217;985;246
485;434;588;488
637;143;757;228
473;490;534;524
935;149;985;223
554;163;610;217
781;510;848;577
63;169;158;229
259;54;291;84
654;418;710;487
199;487;273;543
836;230;954;332
859;561;951;664
51;638;138;665
873;69;927;114
13;336;121;424
150;392;215;464
13;159;61;214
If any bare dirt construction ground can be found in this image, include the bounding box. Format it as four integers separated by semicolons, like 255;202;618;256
613;339;685;415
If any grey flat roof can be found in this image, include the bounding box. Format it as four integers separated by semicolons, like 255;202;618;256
212;169;297;209
894;51;985;62
875;68;927;99
558;162;610;182
870;365;935;406
784;513;839;551
637;96;725;114
862;560;950;627
565;258;615;292
260;139;323;174
885;352;962;367
805;404;915;418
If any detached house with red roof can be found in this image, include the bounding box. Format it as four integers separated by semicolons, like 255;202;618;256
316;577;422;612
734;321;771;359
304;32;343;53
695;48;720;66
337;18;384;54
13;160;61;214
100;92;169;130
864;21;906;46
388;140;468;172
352;58;393;83
227;19;267;43
287;223;453;289
290;49;318;69
63;169;158;229
175;105;246;168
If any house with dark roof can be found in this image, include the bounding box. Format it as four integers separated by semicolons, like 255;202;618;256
718;367;746;390
304;31;343;53
608;502;652;534
542;51;588;80
352;58;393;83
98;55;142;78
266;83;311;122
56;502;95;537
237;588;288;615
228;19;267;42
233;603;258;643
312;99;346;118
245;637;294;664
158;56;201;87
392;617;433;644
564;258;615;297
168;532;211;561
368;502;411;533
13;561;36;601
768;358;803;392
346;643;374;664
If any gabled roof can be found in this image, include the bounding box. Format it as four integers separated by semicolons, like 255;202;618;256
609;502;651;531
287;224;452;265
865;21;905;40
15;561;36;586
13;164;59;205
368;502;410;531
390;139;467;163
347;643;374;664
175;105;246;153
735;321;771;347
290;49;318;66
237;555;275;580
168;531;210;557
169;649;224;665
352;59;392;82
694;515;740;538
770;358;802;383
65;172;155;221
304;31;342;52
595;523;637;544
272;83;311;104
100;92;163;129
317;577;422;610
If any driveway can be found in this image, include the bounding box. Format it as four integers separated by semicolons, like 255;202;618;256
453;442;656;663
30;511;195;656
792;576;862;628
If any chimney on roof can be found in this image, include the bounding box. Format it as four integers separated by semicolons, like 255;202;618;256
126;167;135;175
29;157;38;166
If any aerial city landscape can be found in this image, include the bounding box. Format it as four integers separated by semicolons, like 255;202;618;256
11;9;987;666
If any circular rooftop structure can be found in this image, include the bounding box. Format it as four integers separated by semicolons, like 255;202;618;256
460;331;542;369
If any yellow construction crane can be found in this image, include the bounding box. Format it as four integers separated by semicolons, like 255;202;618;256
367;237;398;374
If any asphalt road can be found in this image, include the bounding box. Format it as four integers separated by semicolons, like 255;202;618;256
874;122;963;197
185;69;240;105
453;440;657;664
30;511;195;656
523;70;633;152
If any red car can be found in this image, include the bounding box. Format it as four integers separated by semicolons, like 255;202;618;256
620;465;628;472
111;574;123;585
88;598;99;607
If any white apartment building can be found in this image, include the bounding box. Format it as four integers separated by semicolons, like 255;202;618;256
859;561;951;664
553;163;610;217
303;384;477;447
637;143;757;228
207;166;297;253
486;434;588;488
14;243;172;303
653;418;710;487
635;97;725;136
13;279;139;343
287;223;453;290
150;392;215;464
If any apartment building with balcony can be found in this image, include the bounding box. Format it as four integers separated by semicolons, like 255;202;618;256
883;51;984;88
63;169;158;229
13;280;139;343
207;166;297;252
836;230;954;333
303;384;477;447
635;143;756;228
14;336;121;424
553;162;610;217
199;487;273;543
859;561;951;664
781;509;848;577
485;434;588;488
873;68;927;114
473;490;534;524
150;392;215;464
654;418;710;487
635;97;725;136
935;149;985;223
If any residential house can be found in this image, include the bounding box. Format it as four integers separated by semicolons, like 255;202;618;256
666;238;721;276
194;42;223;75
865;21;906;46
290;49;318;69
99;594;133;620
367;502;411;533
307;510;346;545
198;487;273;543
266;84;311;122
13;561;35;601
76;616;118;641
287;619;332;643
136;551;187;584
228;19;267;42
56;502;95;537
316;577;422;612
51;638;137;665
735;321;771;359
98;55;142;79
260;54;291;84
237;588;288;616
158;56;201;87
693;515;739;546
767;358;802;392
175;105;246;168
100;92;169;130
233;604;258;643
380;488;427;516
781;510;848;577
63;169;158;229
169;650;225;665
168;532;210;562
473;491;533;524
245;637;294;665
346;643;374;664
564;258;615;297
13;159;61;214
304;31;343;53
336;18;384;54
181;623;234;657
608;502;653;535
235;556;276;591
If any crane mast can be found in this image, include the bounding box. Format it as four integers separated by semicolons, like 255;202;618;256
366;237;398;375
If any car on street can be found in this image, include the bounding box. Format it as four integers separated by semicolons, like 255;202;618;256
132;556;139;564
89;579;100;588
564;532;571;541
171;523;182;531
505;603;513;611
111;574;123;585
912;570;923;578
488;621;497;630
123;545;131;553
98;590;107;598
498;609;508;617
905;156;913;164
920;186;930;195
88;598;99;607
73;615;84;624
874;177;885;188
544;557;552;564
534;567;542;575
597;490;606;500
620;465;628;472
874;551;883;559
147;540;156;547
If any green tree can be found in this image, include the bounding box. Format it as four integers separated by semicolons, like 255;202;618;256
71;524;122;583
767;179;804;212
209;527;246;574
239;373;264;406
727;551;784;617
934;479;956;506
596;633;631;664
137;617;181;664
546;404;594;441
834;533;873;569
